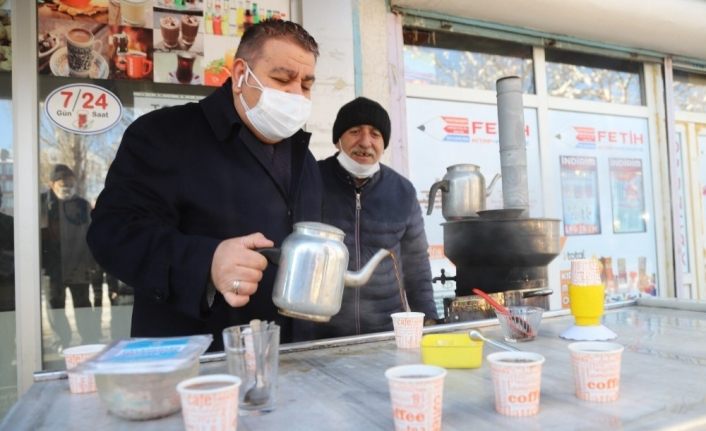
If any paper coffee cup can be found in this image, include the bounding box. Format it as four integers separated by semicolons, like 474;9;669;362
385;364;446;431
391;312;424;349
63;344;106;394
487;351;545;417
177;374;242;431
568;341;624;402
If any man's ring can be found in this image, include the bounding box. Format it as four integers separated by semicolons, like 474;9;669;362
231;280;241;295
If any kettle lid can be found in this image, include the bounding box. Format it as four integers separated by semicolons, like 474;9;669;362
293;221;345;239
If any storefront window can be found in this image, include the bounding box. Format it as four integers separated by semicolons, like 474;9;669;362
545;49;643;105
35;0;237;369
674;70;706;113
403;28;535;93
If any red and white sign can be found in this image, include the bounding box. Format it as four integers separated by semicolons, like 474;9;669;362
44;84;122;135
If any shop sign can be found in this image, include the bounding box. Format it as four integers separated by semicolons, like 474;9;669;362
44;83;122;135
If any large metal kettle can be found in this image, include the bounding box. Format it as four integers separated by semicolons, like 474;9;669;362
426;164;501;220
265;222;390;322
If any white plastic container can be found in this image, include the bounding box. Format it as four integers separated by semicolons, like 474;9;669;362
76;335;212;420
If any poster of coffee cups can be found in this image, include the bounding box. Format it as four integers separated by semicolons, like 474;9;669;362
202;34;236;87
107;25;154;80
38;19;112;79
154;50;202;85
0;6;11;73
36;0;290;86
153;11;203;54
37;0;109;24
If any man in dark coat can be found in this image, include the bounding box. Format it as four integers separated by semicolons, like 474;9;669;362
313;97;438;339
87;20;322;350
41;164;101;348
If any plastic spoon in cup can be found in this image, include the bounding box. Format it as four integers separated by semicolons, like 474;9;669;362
471;288;534;337
243;319;269;406
468;330;520;352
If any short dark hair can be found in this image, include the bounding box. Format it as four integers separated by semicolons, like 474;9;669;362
235;19;319;64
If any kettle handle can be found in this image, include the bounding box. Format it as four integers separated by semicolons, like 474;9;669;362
257;248;281;265
426;179;449;215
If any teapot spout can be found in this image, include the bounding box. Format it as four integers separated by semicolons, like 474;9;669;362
486;173;501;197
344;249;391;288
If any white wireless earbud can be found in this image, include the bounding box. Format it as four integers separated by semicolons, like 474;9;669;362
237;75;244;88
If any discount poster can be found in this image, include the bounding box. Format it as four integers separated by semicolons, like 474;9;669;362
559;155;601;236
609;158;646;234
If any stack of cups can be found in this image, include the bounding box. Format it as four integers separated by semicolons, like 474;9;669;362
486;351;545;417
63;344;106;394
391;312;424;349
568;341;624;402
385;364;446;431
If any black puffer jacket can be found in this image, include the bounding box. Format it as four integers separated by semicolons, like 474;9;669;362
311;155;438;338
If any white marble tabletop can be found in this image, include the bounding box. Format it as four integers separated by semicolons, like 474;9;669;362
3;299;706;431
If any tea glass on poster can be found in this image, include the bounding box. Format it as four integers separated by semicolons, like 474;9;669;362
126;52;153;79
222;321;280;416
177;374;241;431
176;52;196;84
385;364;446;431
568;341;624;402
486;351;545;417
66;28;102;78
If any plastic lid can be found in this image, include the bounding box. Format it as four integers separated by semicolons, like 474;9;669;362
75;335;213;375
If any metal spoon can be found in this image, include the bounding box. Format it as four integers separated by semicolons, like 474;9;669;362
469;330;520;352
243;319;269;405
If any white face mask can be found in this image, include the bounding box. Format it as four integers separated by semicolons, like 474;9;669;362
56;186;75;200
337;149;380;179
238;64;312;142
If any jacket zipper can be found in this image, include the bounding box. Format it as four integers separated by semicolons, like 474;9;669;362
354;190;361;335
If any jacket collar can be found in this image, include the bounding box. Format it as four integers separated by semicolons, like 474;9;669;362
199;78;242;142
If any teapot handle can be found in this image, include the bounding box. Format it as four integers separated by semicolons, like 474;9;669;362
257;248;281;265
426;180;449;215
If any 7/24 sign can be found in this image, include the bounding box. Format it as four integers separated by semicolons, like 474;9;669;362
45;83;123;135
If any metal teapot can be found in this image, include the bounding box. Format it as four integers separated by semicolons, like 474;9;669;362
265;222;390;322
426;164;501;220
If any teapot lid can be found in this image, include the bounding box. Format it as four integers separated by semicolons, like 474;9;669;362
293;221;345;239
447;163;480;171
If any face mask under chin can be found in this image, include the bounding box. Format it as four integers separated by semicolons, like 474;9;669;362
238;64;312;142
336;149;380;179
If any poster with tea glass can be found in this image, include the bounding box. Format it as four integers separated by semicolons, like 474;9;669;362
153;50;202;84
559;155;601;236
608;158;646;234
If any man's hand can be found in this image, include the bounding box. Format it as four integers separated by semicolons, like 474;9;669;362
211;232;274;307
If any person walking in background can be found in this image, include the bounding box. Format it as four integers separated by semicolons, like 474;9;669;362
312;97;438;339
87;19;322;351
41;164;102;350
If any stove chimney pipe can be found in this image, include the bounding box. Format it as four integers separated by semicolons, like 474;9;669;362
496;76;529;217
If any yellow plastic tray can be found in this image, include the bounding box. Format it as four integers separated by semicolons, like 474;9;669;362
421;333;483;369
